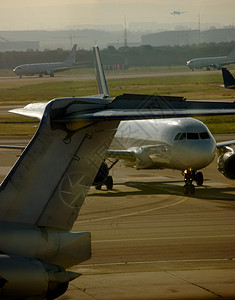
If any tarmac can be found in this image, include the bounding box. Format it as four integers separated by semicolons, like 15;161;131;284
0;134;235;299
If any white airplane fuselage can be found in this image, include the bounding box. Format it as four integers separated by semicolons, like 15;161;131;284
13;44;77;77
187;55;235;70
112;117;216;171
13;61;71;77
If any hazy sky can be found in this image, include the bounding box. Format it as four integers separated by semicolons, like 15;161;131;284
0;0;235;30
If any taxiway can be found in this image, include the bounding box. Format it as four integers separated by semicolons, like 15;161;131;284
0;135;235;300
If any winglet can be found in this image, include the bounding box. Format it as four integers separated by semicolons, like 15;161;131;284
222;68;235;89
93;45;110;98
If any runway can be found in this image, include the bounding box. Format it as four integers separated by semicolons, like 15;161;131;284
0;135;235;299
0;69;224;86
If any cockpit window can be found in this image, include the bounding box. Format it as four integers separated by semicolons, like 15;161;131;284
199;132;210;139
179;133;186;140
187;132;199;139
174;131;211;141
174;133;181;140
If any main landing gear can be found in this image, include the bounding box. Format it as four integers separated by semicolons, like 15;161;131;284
182;169;203;195
93;160;119;190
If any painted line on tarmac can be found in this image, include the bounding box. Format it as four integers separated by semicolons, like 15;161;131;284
80;257;234;267
92;234;235;243
78;197;188;224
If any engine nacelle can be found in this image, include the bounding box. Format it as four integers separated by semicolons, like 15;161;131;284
0;255;79;299
129;147;153;169
217;150;235;179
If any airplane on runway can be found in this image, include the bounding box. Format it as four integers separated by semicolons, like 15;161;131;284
1;45;235;298
13;44;78;78
222;68;235;89
187;48;235;71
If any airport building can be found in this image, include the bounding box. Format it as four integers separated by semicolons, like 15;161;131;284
142;27;235;46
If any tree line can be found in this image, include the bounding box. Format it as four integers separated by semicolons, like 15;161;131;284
1;41;235;70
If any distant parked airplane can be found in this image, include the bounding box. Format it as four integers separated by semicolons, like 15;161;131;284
187;48;235;71
13;44;78;78
171;10;186;15
222;68;235;89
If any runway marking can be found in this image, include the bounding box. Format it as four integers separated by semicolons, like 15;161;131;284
80;257;235;267
92;234;235;243
78;197;188;224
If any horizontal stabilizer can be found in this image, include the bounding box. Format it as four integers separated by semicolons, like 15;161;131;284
9;102;47;120
54;108;235;124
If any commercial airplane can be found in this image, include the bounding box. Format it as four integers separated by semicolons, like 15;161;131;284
222;67;235;89
106;118;235;194
91;49;235;194
171;10;186;15
13;44;78;78
1;46;235;298
187;48;235;71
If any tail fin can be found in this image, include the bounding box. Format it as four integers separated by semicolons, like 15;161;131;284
93;45;109;98
0;97;118;231
222;68;235;88
65;44;77;65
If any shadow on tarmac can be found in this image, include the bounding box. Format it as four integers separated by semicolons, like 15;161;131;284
92;180;235;201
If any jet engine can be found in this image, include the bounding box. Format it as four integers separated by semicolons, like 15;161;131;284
217;148;235;179
0;255;79;299
44;70;54;77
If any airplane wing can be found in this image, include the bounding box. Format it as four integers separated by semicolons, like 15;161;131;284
107;145;168;169
216;140;235;148
107;149;136;161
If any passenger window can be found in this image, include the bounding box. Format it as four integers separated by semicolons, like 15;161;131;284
179;133;186;140
174;133;181;140
187;133;199;139
199;132;210;139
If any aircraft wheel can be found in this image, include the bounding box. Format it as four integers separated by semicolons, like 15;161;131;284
195;172;203;186
183;183;195;195
106;176;113;190
189;183;195;194
183;183;190;195
95;185;102;190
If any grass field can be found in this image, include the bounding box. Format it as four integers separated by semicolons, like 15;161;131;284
0;66;235;135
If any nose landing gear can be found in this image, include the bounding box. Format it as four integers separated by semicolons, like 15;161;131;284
182;169;203;195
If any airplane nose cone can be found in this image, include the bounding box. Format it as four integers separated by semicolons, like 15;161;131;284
178;140;216;170
13;68;19;74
